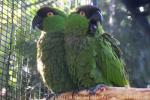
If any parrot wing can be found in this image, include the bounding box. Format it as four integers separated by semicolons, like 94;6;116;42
102;33;122;58
95;26;129;86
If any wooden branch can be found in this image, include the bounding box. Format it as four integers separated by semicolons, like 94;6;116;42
49;87;150;100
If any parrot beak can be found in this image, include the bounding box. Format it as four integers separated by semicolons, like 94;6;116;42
89;11;103;33
32;15;43;30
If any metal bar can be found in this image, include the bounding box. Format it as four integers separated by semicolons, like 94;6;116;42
5;0;15;99
0;0;51;99
93;0;98;6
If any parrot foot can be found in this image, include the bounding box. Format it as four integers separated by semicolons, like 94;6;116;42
46;93;58;100
72;89;80;97
88;84;108;95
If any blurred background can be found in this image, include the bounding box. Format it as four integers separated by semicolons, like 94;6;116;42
0;0;150;99
97;0;150;88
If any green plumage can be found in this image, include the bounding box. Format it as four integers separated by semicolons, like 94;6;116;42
36;8;76;93
64;13;129;90
96;25;129;86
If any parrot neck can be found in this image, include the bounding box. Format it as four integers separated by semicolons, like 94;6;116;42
43;16;65;34
96;23;105;37
45;30;64;38
65;14;89;36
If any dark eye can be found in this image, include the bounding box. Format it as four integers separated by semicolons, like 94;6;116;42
79;11;85;16
47;12;54;16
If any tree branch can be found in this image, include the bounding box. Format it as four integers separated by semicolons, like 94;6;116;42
49;87;150;100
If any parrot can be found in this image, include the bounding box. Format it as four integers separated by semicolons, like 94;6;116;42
64;5;129;92
32;7;77;94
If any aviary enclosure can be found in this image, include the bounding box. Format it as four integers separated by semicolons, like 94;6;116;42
0;0;150;100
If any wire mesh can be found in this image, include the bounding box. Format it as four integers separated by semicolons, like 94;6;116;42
0;0;55;99
0;0;94;99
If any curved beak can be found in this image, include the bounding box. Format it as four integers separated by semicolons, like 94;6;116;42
32;15;43;30
89;11;103;33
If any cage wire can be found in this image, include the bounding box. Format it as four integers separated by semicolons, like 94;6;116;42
0;0;59;100
0;0;94;100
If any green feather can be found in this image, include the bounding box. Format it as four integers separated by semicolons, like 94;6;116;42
37;9;76;93
64;13;129;90
65;14;88;36
65;14;107;89
95;23;129;86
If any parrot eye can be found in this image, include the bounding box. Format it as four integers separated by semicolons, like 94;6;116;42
47;12;54;16
79;11;85;16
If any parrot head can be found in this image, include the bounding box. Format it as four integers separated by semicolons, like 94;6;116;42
66;5;102;36
76;5;103;33
32;7;66;32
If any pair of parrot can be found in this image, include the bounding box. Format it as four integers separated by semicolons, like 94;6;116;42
32;5;129;94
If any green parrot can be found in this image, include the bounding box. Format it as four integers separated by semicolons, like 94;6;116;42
64;5;129;91
32;7;76;93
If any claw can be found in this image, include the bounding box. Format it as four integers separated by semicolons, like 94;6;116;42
46;93;58;100
72;89;80;97
88;84;108;95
